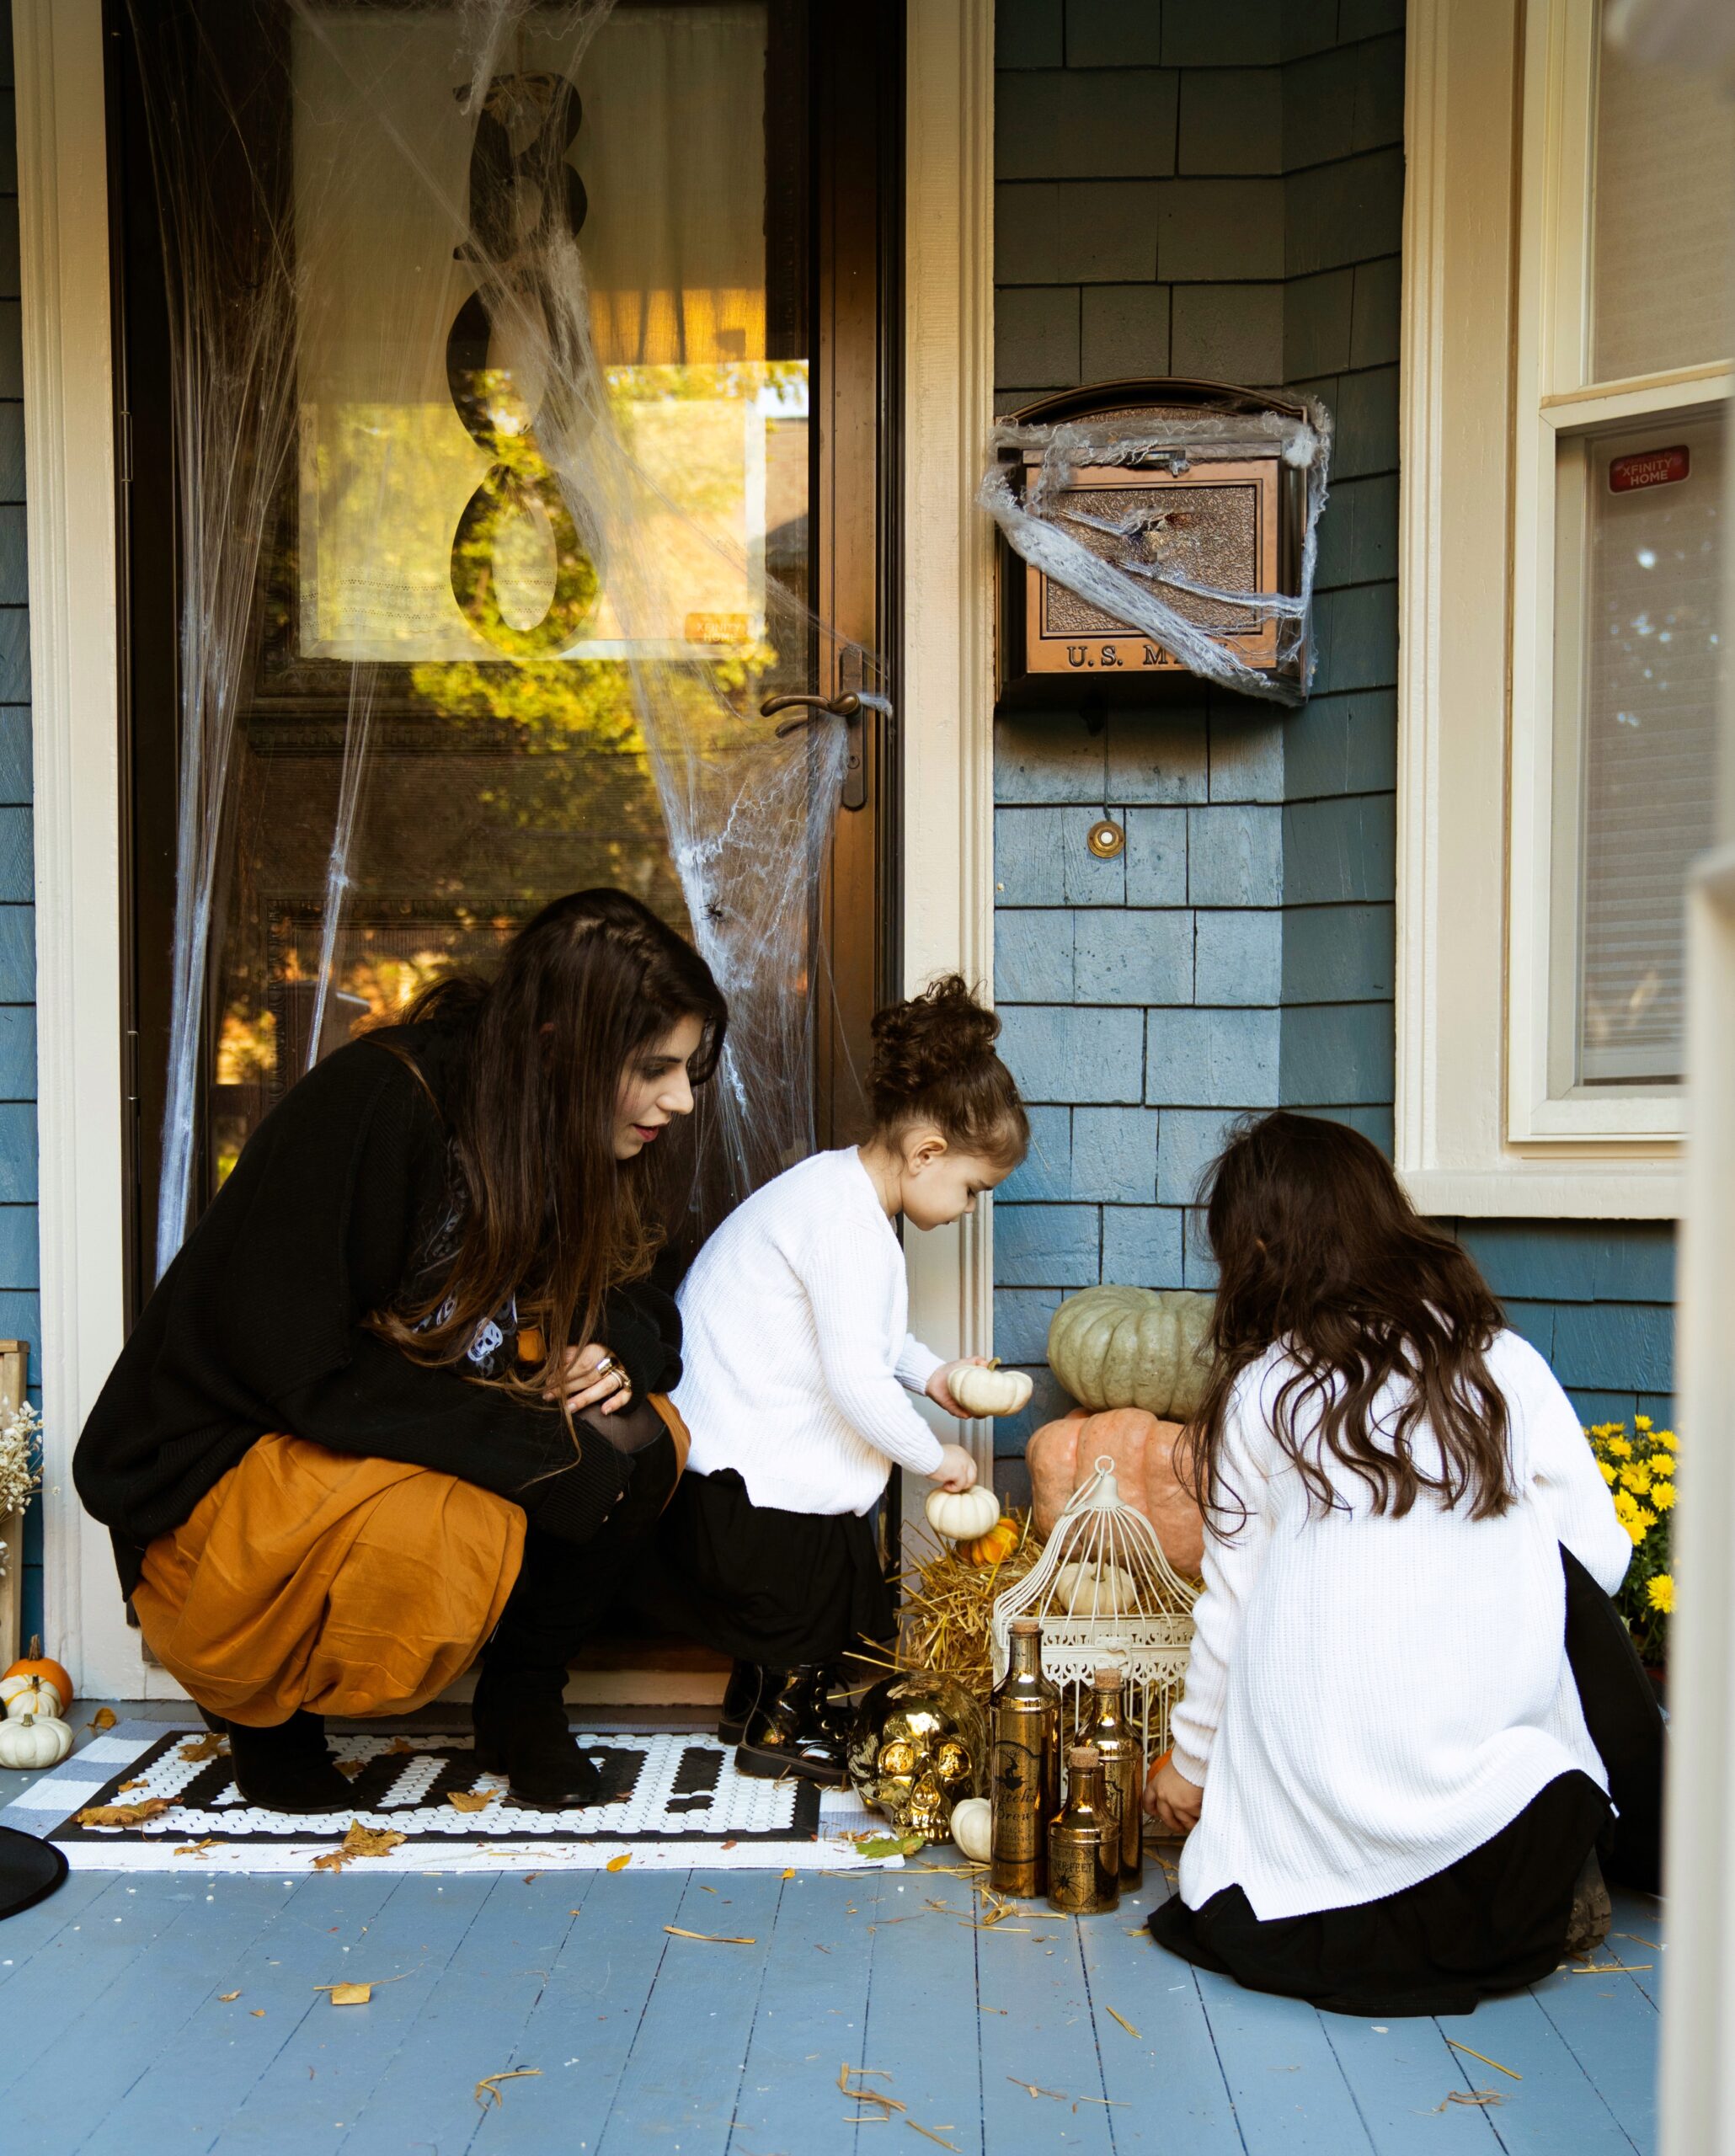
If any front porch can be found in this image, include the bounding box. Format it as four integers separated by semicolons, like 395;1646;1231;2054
0;1715;1662;2155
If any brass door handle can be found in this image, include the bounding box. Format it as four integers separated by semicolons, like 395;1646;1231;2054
760;691;862;737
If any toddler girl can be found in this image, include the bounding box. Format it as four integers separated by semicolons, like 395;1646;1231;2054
1145;1111;1647;2016
657;975;1029;1785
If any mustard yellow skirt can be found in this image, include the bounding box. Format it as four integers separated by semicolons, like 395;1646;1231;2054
132;1434;526;1726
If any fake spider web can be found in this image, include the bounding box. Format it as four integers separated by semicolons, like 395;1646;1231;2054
130;0;861;1271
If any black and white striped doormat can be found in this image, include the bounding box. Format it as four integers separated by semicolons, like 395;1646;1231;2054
0;1721;889;1872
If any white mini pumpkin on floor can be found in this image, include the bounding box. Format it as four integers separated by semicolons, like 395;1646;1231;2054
0;1711;73;1770
949;1794;992;1863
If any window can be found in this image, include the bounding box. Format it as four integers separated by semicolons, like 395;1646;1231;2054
1508;0;1732;1141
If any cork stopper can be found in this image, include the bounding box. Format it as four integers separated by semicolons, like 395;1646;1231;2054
1093;1666;1122;1689
1011;1616;1042;1637
1069;1743;1100;1771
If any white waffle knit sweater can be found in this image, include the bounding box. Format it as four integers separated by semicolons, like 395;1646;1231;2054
672;1148;946;1516
1172;1327;1631;1922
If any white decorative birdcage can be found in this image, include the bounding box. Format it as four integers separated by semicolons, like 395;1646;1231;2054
991;1456;1198;1758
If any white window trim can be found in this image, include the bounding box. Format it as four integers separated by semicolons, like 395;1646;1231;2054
1507;0;1731;1145
1396;0;1689;1218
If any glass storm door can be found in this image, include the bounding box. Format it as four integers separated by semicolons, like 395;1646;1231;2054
110;0;902;1307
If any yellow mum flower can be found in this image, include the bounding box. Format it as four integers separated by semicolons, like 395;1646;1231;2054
1620;1465;1652;1495
1647;1575;1674;1614
1626;1508;1657;1545
1614;1489;1638;1523
1609;1436;1633;1460
1635;1416;1653;1433
1657;1430;1679;1452
1599;1461;1618;1486
1652;1481;1676;1511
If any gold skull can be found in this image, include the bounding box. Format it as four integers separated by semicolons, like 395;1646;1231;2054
846;1673;986;1838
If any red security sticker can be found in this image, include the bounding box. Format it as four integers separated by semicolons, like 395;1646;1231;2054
1609;446;1690;493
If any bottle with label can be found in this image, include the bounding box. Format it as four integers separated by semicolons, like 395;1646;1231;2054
1087;1665;1144;1888
1047;1743;1121;1915
989;1616;1060;1897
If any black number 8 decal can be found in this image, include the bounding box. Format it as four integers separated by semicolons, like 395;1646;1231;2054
446;74;598;658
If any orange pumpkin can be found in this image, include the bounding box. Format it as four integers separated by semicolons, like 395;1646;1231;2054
1026;1407;1204;1574
3;1636;73;1716
958;1518;1021;1569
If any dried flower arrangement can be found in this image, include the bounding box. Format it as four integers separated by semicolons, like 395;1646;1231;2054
0;1399;40;1582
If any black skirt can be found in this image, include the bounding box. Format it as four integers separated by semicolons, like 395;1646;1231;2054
1149;1769;1611;2017
642;1468;895;1668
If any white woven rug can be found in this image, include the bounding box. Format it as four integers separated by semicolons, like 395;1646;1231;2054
0;1721;889;1873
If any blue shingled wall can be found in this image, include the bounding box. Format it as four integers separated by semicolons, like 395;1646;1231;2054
0;5;40;1636
989;0;1674;1486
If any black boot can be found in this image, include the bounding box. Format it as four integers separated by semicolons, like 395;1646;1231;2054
472;1657;604;1811
718;1659;761;1746
734;1665;849;1787
227;1712;355;1815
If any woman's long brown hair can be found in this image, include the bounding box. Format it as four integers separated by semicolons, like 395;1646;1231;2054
374;888;727;1406
1186;1112;1513;1527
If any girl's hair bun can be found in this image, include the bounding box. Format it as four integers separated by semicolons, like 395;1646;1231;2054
868;975;1028;1164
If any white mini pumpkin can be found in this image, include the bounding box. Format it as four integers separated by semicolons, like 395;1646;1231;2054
948;1363;1034;1418
0;1673;62;1723
0;1712;74;1770
924;1485;1002;1542
1054;1560;1140;1617
949;1794;992;1863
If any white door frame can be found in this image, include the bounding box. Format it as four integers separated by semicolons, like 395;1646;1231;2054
14;1;998;1695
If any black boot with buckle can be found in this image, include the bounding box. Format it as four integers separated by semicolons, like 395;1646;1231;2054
734;1665;849;1787
472;1655;605;1810
718;1659;761;1746
227;1711;355;1815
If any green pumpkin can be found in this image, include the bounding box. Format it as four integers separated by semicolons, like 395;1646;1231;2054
1046;1285;1215;1419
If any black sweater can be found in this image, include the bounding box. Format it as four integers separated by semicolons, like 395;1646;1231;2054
73;1019;682;1596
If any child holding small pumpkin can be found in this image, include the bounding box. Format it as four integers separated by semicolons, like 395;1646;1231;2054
654;975;1029;1785
1144;1112;1649;2017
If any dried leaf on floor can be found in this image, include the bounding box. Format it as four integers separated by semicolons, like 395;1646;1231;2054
174;1838;220;1857
115;1777;147;1793
782;1867;797;1879
76;1799;174;1828
178;1732;227;1762
323;1983;372;2006
387;1737;415;1754
217;1991;242;2002
336;1759;366;1779
606;1852;632;1872
474;2068;542;2109
88;1707;117;1732
845;1830;925;1860
447;1790;494;1814
312;1820;406;1871
250;2009;265;2018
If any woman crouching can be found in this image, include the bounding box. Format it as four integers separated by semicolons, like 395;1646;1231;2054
74;889;726;1814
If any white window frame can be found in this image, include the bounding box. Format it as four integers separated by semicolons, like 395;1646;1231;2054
1507;0;1732;1145
1396;0;1699;1218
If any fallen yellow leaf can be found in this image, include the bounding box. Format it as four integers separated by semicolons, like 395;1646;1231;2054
782;1867;796;1879
312;1820;407;1871
88;1707;117;1732
606;1852;631;1872
115;1777;147;1793
217;1991;242;2003
325;1983;372;2007
250;2009;265;2019
336;1758;366;1779
174;1839;220;1857
447;1790;494;1814
76;1799;174;1828
178;1732;226;1763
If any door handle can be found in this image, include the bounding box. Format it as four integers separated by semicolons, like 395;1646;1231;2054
761;691;870;811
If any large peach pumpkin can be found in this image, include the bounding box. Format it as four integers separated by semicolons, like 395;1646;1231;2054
1026;1406;1204;1575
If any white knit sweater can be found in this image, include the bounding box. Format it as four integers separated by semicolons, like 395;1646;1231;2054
1172;1327;1631;1922
671;1148;946;1515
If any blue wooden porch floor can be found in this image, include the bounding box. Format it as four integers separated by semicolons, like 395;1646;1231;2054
0;1721;1663;2156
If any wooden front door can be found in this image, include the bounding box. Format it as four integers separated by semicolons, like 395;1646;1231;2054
109;0;904;1311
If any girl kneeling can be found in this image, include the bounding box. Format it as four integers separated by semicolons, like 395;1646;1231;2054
1146;1111;1640;2017
655;976;1029;1785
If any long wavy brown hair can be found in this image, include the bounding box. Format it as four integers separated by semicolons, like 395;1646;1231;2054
374;888;727;1406
1185;1112;1513;1527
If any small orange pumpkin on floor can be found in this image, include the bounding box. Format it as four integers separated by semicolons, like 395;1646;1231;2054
2;1636;73;1718
957;1517;1020;1569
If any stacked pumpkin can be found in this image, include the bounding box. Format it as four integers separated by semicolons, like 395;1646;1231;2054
0;1638;75;1769
1027;1286;1214;1576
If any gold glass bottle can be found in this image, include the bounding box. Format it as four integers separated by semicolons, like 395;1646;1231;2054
1047;1743;1121;1914
1087;1665;1144;1888
990;1616;1060;1897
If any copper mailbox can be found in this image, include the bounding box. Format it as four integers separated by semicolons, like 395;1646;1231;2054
993;379;1317;710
